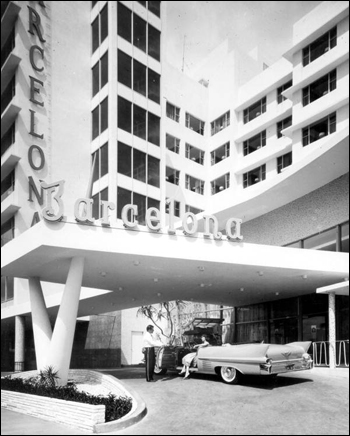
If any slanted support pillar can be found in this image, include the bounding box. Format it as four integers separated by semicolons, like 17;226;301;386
14;316;25;372
328;292;336;369
47;256;85;385
28;277;52;371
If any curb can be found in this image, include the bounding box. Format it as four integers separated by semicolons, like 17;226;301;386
94;378;147;433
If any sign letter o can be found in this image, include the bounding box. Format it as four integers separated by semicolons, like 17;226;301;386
28;145;45;170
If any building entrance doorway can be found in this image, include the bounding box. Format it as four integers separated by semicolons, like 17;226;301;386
269;318;298;344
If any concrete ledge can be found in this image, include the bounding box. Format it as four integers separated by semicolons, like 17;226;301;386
1;390;105;432
1;369;147;433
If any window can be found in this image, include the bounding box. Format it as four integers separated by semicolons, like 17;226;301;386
1;76;15;114
243;131;266;156
92;143;108;183
133;192;146;225
148;197;160;211
1;171;15;202
186;113;205;135
133;59;146;96
117;2;131;43
277;80;292;104
303;27;337;67
185;205;203;215
1;276;14;302
133;14;147;53
148;112;160;146
185;144;204;165
1;217;14;248
211;173;230;195
277;116;292;139
118;50;132;88
133;104;146;139
148;69;160;103
304;227;337;252
302;113;336;146
341;222;349;253
243;164;266;188
211;142;230;165
92;98;108;139
1;123;15;157
149;1;161;17
166;134;180;154
211;111;230;135
277;152;292;174
148;155;160;188
148;24;160;61
92;52;108;97
1;29;15;69
117;142;132;177
91;1;98;8
133;149;146;182
185;175;204;195
243;97;266;124
166;102;180;122
302;70;336;106
137;1;146;6
91;5;108;54
166;167;179;185
118;96;132;133
117;187;132;219
166;199;180;217
92;187;108;220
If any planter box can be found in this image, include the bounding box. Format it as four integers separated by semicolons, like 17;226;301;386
1;390;105;432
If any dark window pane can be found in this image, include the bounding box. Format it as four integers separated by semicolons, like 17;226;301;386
118;142;132;177
134;14;146;52
100;5;108;43
148;155;160;187
101;52;108;89
133;148;146;182
92;17;99;53
100;98;108;133
118;50;132;88
133;59;146;96
117;187;132;219
148;25;160;61
148;69;160;103
148;197;160;210
100;143;108;177
304;227;337;251
118;97;131;133
92;105;99;139
118;2;131;42
92;149;99;183
92;62;99;97
149;1;161;17
92;192;99;219
133;192;146;225
138;1;146;7
148;112;160;146
133;104;146;139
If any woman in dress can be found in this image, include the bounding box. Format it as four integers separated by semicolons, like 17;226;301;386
179;335;209;379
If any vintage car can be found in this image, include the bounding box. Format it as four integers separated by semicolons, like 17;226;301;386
155;341;313;384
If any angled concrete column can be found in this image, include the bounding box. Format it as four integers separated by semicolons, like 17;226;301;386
28;277;52;371
328;292;336;369
14;316;25;372
47;257;85;385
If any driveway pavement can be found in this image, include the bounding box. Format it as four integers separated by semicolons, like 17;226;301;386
1;366;349;435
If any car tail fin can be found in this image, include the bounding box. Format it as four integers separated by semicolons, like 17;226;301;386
285;341;312;352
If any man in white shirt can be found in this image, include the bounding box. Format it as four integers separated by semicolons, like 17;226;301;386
143;324;163;382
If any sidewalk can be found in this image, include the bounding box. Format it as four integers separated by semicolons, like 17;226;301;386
2;367;349;435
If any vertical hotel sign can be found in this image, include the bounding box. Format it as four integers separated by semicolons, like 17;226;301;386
26;1;47;226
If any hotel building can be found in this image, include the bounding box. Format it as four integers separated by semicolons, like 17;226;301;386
1;1;349;378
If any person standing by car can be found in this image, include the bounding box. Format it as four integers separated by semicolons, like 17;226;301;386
179;334;209;379
143;324;163;382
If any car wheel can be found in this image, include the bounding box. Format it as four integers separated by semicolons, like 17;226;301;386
220;366;241;384
154;365;167;375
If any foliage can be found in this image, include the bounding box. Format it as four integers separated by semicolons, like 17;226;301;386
1;376;132;422
38;365;59;388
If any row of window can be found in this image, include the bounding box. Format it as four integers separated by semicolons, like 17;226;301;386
117;96;160;146
117;2;160;61
118;49;160;103
137;1;161;18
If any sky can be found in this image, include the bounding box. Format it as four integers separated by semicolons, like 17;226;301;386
164;1;324;76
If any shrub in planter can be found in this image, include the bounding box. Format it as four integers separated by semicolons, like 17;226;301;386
1;375;132;422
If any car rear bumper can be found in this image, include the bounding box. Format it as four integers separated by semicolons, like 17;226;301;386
260;359;313;375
